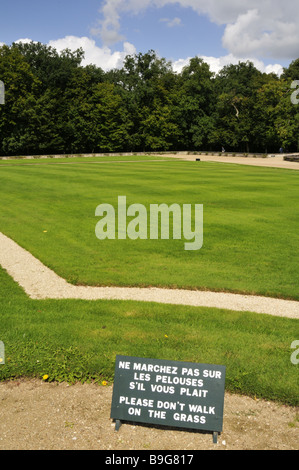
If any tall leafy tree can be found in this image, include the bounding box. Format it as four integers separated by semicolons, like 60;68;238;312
64;80;133;153
0;41;298;156
12;41;84;91
211;61;271;152
176;57;216;150
281;59;299;81
0;45;42;155
112;50;180;151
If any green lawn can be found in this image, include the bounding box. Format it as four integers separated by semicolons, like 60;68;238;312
0;154;169;165
0;157;298;299
0;156;298;406
0;266;298;406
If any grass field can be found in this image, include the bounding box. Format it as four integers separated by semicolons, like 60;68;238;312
0;156;298;299
0;156;298;406
0;266;298;405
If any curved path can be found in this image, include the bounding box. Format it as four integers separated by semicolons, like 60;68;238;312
1;232;298;319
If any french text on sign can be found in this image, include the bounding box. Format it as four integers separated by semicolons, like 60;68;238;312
111;355;226;437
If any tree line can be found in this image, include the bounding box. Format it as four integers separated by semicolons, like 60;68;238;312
0;42;298;156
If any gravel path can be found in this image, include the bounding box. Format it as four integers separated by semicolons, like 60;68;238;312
0;232;298;318
157;153;299;170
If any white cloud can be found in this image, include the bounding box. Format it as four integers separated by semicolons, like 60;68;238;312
12;35;283;77
90;0;125;45
14;35;283;77
47;34;284;76
172;53;284;76
95;0;299;60
14;38;38;44
160;17;182;28
48;36;136;71
222;7;299;59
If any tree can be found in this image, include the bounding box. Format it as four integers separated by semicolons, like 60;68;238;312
12;41;84;91
64;81;133;153
176;57;216;150
139;100;181;151
111;50;179;151
211;61;272;152
0;45;42;155
0;42;298;155
281;59;299;81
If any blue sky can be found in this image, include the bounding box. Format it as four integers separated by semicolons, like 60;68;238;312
117;5;226;60
0;0;298;75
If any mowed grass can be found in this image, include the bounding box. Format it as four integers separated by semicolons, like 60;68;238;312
0;267;298;405
0;157;298;299
0;154;169;165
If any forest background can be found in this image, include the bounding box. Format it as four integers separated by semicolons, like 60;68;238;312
0;42;298;156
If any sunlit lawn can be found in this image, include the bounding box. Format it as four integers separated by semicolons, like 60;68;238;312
0;157;298;299
0;157;298;405
0;266;298;405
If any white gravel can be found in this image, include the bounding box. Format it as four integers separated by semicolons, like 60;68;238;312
0;232;298;319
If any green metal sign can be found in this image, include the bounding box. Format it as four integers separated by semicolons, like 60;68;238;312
111;355;226;443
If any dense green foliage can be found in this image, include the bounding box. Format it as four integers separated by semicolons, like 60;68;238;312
0;42;298;155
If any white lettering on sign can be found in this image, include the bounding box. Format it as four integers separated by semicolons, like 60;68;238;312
188;404;215;414
148;410;166;419
119;396;154;408
173;413;206;424
155;375;204;386
203;369;222;379
119;361;131;369
181;368;201;376
133;362;178;374
111;356;226;434
180;388;208;397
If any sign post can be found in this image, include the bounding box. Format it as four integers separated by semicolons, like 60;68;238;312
110;355;226;443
